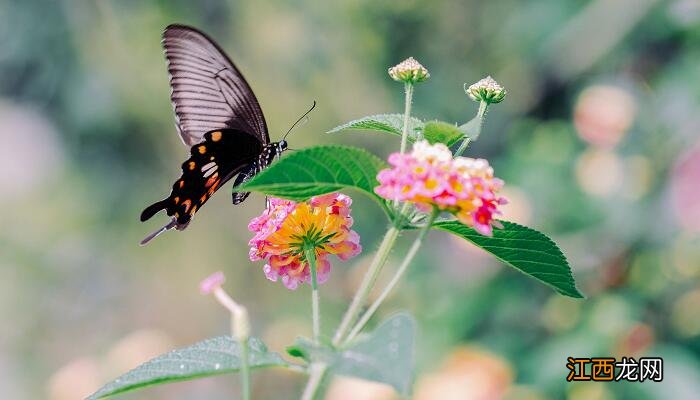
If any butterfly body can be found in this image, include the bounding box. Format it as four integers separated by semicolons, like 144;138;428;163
140;24;285;245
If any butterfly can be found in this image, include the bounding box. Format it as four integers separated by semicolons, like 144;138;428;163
140;24;309;245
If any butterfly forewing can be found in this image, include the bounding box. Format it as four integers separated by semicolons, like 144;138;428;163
162;24;269;146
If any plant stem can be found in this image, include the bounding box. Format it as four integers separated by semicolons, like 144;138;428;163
301;363;327;400
454;137;471;156
305;247;321;344
332;225;401;346
238;336;251;400
399;82;414;154
213;288;251;400
344;207;439;344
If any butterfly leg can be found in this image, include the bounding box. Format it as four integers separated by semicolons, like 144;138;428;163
231;162;257;205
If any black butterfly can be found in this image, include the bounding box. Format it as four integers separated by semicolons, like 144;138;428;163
140;24;304;245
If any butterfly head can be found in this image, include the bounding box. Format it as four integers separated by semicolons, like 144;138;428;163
278;140;288;153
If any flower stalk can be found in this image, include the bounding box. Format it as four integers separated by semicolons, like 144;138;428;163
305;247;322;344
333;225;401;346
200;272;251;400
400;82;414;154
301;362;328;400
344;207;439;344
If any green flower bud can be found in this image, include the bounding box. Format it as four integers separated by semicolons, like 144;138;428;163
465;76;506;104
388;57;430;84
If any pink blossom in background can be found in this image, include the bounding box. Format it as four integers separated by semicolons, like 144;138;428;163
671;142;700;232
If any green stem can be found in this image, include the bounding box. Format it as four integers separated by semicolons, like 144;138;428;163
305;247;321;344
454;137;471;156
301;362;327;400
332;225;401;346
399;82;414;154
239;337;251;400
344;207;439;344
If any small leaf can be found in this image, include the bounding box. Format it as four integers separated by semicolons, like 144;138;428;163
88;336;286;399
238;145;390;214
286;342;311;361
288;313;416;395
335;312;416;395
326;113;423;136
458;115;483;140
434;220;584;298
422;121;466;146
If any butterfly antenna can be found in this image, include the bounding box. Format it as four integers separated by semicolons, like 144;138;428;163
140;218;177;246
283;100;316;140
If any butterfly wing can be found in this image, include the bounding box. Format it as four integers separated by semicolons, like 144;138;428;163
141;129;263;230
162;24;269;146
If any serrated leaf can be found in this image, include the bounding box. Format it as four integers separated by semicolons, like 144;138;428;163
422;121;466;146
326;113;424;137
434;220;584;298
287;313;416;395
88;336;286;399
238;145;390;214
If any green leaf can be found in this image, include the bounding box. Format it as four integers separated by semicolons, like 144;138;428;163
434;220;584;298
287;313;416;395
326;113;424;137
336;312;416;395
327;114;466;147
458;115;483;140
422;121;466;146
88;336;286;399
238;145;389;213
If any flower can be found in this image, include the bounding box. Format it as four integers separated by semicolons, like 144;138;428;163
375;140;507;235
248;193;362;289
465;76;506;104
388;57;430;84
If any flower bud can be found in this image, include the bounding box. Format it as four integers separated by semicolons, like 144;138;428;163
465;76;506;104
388;57;430;84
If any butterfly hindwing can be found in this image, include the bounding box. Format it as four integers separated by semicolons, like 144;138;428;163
140;129;264;227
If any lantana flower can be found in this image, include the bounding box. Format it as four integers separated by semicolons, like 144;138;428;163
388;57;430;84
248;193;362;290
465;76;507;104
375;140;507;235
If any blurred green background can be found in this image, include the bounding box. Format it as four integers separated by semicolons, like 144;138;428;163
1;0;699;399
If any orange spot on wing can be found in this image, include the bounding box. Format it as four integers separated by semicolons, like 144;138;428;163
211;131;222;142
205;172;219;188
190;205;198;215
198;145;206;154
173;196;179;204
181;199;192;212
188;161;195;170
208;180;220;195
178;180;184;189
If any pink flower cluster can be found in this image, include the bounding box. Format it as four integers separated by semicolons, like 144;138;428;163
375;140;507;235
248;193;362;290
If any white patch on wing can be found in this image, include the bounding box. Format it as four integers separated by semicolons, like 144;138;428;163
202;162;218;177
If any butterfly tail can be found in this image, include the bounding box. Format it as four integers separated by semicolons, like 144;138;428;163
140;217;177;246
141;199;169;222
